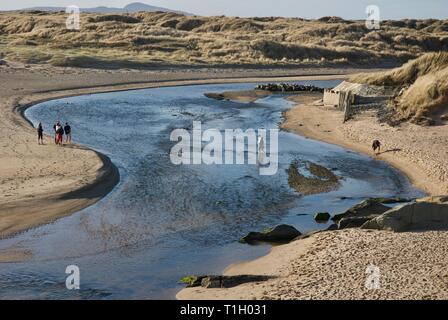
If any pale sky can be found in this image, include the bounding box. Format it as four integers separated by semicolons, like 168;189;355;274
1;0;447;19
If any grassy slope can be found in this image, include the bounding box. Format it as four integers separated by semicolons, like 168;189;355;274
0;11;447;68
351;52;448;121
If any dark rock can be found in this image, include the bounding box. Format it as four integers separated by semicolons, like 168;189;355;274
338;217;373;229
332;198;404;222
0;60;7;66
240;224;301;244
314;212;331;222
181;275;273;288
201;277;222;288
362;196;448;232
332;197;413;230
255;83;324;93
326;223;339;231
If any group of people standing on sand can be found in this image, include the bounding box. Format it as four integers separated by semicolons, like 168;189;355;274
37;121;72;146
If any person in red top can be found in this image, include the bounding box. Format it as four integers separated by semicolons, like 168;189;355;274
55;122;64;146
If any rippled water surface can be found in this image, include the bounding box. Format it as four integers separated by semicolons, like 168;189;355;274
0;82;422;299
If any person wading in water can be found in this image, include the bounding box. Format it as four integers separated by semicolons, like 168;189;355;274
37;122;44;145
372;140;381;155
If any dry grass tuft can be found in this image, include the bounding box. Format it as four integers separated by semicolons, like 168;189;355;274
350;52;448;122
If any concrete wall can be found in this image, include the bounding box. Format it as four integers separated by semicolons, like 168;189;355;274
324;89;385;108
323;89;340;107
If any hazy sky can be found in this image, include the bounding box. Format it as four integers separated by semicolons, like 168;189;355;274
1;0;447;19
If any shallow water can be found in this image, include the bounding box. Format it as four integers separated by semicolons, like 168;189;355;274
0;81;422;299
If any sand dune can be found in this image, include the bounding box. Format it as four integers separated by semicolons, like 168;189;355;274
1;11;447;68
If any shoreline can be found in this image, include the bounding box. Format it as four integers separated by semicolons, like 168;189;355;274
282;105;429;195
0;65;351;241
282;97;446;196
177;91;448;300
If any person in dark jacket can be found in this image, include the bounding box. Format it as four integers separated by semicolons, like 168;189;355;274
37;122;44;145
64;122;72;144
372;140;381;155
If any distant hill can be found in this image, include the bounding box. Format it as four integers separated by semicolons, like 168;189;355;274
17;2;192;15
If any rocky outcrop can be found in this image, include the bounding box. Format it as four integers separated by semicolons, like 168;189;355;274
240;224;301;244
255;83;324;93
361;196;448;232
180;275;272;288
332;197;411;230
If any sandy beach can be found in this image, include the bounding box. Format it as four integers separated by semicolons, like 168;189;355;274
177;228;448;300
177;89;448;300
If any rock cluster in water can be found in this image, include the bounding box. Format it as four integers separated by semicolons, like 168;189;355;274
255;83;324;92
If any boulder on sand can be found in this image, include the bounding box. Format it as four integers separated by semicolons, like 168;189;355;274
332;198;405;221
332;197;411;230
0;60;7;66
361;196;448;232
240;224;301;244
